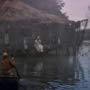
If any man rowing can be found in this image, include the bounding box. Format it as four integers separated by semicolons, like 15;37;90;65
0;48;20;90
0;48;18;77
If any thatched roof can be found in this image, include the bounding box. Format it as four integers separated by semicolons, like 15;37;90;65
0;0;68;24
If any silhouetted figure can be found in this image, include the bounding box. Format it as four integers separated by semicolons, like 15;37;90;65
0;49;18;90
0;49;17;76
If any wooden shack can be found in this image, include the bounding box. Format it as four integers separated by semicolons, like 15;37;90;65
0;0;83;55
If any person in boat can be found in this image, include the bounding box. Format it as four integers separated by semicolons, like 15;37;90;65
0;49;17;77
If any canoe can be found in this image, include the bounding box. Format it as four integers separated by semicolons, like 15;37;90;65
0;67;20;90
0;76;18;90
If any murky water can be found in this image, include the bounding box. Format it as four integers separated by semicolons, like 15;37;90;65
16;41;90;90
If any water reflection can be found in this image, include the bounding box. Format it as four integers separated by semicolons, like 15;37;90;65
23;63;28;75
16;42;90;90
16;48;83;89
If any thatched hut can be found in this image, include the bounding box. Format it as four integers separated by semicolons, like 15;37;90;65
0;0;75;52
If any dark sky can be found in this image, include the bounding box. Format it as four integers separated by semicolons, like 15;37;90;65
62;0;90;21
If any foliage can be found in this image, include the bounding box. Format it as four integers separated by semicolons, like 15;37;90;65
23;0;66;17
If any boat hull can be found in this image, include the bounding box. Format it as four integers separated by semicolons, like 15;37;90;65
0;77;18;90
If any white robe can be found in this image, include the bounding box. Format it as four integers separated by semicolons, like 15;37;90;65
34;39;44;52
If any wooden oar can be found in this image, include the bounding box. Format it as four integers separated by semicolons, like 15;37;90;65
10;49;21;79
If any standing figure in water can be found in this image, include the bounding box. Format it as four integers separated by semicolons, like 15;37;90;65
34;36;44;52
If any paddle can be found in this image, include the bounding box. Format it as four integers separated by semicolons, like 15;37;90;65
10;49;22;79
